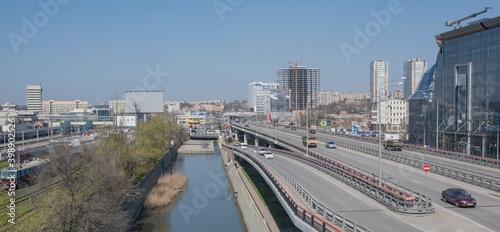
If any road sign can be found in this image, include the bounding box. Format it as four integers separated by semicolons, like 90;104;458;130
423;164;431;172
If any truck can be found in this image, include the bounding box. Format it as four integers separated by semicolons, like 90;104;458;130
384;139;403;151
302;136;318;147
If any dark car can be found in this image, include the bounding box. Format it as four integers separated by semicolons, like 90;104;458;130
291;127;296;131
309;129;316;134
442;188;476;207
244;125;249;128
233;143;240;147
284;126;290;129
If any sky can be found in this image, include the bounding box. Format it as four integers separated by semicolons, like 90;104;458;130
1;0;499;105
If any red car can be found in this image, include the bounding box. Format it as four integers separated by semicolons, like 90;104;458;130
442;188;476;207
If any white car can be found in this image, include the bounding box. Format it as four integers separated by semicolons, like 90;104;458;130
253;148;259;153
265;152;274;159
240;143;247;149
258;148;266;155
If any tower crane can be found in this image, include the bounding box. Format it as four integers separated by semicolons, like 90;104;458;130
288;59;322;111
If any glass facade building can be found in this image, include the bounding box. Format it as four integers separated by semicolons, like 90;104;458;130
409;16;500;158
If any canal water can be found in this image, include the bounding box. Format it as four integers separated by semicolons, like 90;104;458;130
133;145;246;232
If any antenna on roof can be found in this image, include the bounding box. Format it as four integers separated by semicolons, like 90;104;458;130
445;7;492;29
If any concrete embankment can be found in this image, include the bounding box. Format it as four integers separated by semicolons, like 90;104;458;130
217;139;279;232
177;139;214;154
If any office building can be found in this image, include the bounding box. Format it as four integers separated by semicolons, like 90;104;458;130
26;85;42;113
390;89;403;99
41;100;89;115
403;58;427;99
371;99;408;133
276;66;320;110
370;59;389;103
409;16;500;157
248;82;281;113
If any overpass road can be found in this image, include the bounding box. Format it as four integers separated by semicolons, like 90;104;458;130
235;123;500;231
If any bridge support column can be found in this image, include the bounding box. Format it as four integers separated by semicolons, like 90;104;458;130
255;138;259;146
243;134;248;144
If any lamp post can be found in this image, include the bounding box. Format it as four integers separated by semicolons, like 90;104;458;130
376;77;405;185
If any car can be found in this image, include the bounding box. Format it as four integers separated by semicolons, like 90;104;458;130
265;151;274;159
284;126;290;129
253;148;259;153
240;143;247;149
233;143;240;147
245;125;249;128
291;127;296;131
325;141;337;148
258;148;266;155
309;129;316;134
441;188;476;207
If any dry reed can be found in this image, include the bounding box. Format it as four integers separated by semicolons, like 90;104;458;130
144;173;188;209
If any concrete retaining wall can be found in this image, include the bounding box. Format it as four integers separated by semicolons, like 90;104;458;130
123;141;184;230
217;138;273;232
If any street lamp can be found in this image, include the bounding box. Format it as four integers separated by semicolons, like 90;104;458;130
377;77;405;185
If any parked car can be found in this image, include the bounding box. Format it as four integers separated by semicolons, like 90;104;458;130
233;143;240;147
309;129;316;134
240;143;247;149
265;151;274;159
258;148;266;155
291;127;296;131
284;126;290;129
253;148;259;153
325;141;337;148
245;125;249;128
441;188;476;207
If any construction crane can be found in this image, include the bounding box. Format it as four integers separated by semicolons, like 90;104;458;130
445;7;492;29
288;59;322;111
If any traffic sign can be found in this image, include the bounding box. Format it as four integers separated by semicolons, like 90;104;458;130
423;164;431;172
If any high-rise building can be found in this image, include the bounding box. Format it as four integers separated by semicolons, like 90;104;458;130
409;16;500;157
247;82;281;113
370;60;389;103
109;100;126;115
276;66;320;110
26;85;42;113
403;58;427;99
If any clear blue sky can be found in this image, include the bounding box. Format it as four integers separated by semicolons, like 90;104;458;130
1;0;499;105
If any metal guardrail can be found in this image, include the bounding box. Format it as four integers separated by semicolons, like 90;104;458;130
223;145;343;232
318;129;500;169
274;127;500;192
312;134;500;192
231;123;434;214
264;156;370;232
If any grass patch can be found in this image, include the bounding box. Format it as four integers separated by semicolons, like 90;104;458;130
239;160;299;231
144;173;187;209
0;160;9;169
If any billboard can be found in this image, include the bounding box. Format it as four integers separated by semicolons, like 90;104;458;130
269;90;291;112
191;111;206;116
125;91;164;113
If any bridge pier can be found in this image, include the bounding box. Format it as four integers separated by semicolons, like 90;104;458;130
244;134;248;144
255;138;259;146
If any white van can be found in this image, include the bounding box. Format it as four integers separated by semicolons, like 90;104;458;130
240;143;247;149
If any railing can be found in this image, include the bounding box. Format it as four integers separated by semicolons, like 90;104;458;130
223;145;343;232
317;129;500;169
276;126;500;192
264;152;370;232
231;123;435;214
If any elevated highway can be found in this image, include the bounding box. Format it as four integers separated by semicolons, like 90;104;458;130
231;122;500;231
